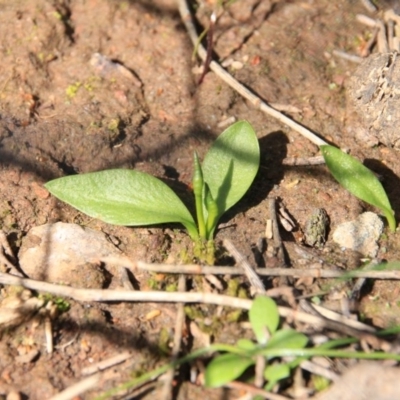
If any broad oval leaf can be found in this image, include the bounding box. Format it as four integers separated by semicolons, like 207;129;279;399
249;296;280;344
202;120;260;221
321;145;396;232
45;169;198;238
205;353;254;388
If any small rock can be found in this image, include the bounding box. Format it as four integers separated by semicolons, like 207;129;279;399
313;363;400;400
7;391;22;400
304;208;329;248
19;222;121;288
347;52;400;148
332;212;384;257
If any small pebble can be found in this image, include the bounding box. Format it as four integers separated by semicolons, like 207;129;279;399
332;212;384;257
7;391;22;400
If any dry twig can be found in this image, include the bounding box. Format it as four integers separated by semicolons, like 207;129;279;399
81;351;132;376
268;197;288;274
48;374;100;400
226;381;290;400
300;360;339;382
0;272;370;329
299;300;390;350
282;155;326;166
0;231;22;277
360;0;377;13
160;275;186;400
122;259;400;280
223;239;266;294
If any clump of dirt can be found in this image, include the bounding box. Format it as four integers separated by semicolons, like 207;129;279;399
347;52;400;148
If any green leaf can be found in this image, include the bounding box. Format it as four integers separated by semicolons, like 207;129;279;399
45;169;199;239
202;120;260;228
249;296;280;344
236;338;257;351
264;363;291;391
321;145;396;232
205;353;254;387
264;329;308;352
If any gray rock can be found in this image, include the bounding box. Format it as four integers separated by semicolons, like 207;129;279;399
312;363;400;400
19;222;121;288
347;52;400;148
332;212;384;257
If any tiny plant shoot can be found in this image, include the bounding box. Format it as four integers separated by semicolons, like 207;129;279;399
45;120;260;243
320;145;396;232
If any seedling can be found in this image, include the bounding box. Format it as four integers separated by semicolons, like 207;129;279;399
45;120;260;247
205;296;309;390
94;296;400;399
204;296;400;391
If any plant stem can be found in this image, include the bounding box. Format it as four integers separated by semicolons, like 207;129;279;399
204;182;218;238
193;152;206;239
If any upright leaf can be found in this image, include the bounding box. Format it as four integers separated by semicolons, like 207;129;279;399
321;145;396;232
249;296;280;345
202;120;260;223
45;169;199;239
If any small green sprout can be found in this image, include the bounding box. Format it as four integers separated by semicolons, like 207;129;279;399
204;296;400;391
45;120;260;244
205;296;308;390
93;295;400;399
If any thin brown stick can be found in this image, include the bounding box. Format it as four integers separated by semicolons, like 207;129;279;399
384;9;400;27
332;50;363;64
360;0;377;13
176;0;327;147
268;198;287;269
48;374;100;400
310;303;376;333
254;355;266;391
226;381;290;400
356;13;378;27
45;316;53;354
161;275;186;400
133;262;400;280
376;19;389;52
0;272;359;329
0;231;22;277
299;300;389;350
0;272;251;307
223;239;266;294
81;351;132;376
282;155;325;166
198;12;216;85
300;360;339;382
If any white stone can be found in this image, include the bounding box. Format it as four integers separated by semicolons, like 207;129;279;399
332;212;384;257
19;222;121;288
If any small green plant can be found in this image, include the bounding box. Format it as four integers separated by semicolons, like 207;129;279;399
94;296;400;399
321;145;396;231
205;296;308;390
45;121;260;246
204;296;400;391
